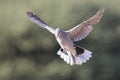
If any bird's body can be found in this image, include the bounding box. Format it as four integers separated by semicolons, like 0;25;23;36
55;29;77;64
26;8;105;65
55;29;75;55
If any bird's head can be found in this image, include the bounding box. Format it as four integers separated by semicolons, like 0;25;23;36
55;28;63;37
55;28;60;32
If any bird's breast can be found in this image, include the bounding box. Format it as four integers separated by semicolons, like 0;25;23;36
56;34;74;51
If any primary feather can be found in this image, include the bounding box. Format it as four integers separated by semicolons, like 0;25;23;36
26;10;55;34
66;8;105;41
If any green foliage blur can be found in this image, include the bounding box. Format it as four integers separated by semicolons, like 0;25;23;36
0;0;120;80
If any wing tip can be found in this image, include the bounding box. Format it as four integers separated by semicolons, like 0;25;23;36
99;8;105;13
97;8;105;17
26;10;36;18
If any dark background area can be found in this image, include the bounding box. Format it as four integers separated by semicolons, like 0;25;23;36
0;0;120;80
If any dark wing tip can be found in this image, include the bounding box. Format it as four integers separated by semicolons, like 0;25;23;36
26;10;40;22
26;10;36;18
26;10;48;25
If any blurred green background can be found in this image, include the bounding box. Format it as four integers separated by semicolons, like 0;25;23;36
0;0;120;80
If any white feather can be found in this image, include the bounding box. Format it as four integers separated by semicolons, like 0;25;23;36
76;57;82;65
79;55;86;63
66;56;70;64
75;49;92;65
57;48;92;65
81;54;89;60
57;49;72;65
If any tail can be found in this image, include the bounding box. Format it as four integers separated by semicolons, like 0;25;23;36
57;45;92;65
75;45;92;65
57;48;71;64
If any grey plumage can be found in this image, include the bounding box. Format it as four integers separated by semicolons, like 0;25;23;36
26;8;105;65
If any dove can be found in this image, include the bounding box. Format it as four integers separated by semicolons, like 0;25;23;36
26;8;104;65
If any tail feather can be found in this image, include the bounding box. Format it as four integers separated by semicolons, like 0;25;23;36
57;45;92;65
76;57;82;65
75;47;92;65
57;48;73;65
57;48;69;63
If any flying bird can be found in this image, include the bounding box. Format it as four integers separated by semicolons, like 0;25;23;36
26;8;104;65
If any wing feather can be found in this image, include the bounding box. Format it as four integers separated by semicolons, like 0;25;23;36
66;8;105;42
26;10;55;34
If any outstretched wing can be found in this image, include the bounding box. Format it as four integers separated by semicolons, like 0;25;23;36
26;10;55;34
66;8;105;42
